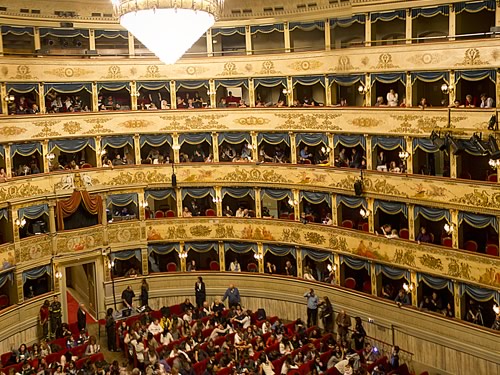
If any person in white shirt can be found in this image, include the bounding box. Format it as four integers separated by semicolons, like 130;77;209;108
182;310;193;325
235;207;244;217
209;323;230;341
229;259;241;272
386;89;398;107
148;319;163;335
480;93;494;108
160;330;174;346
323;213;333;225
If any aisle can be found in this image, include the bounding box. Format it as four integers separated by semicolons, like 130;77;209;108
66;291;97;325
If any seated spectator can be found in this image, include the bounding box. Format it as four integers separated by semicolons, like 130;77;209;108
335;98;348;107
374;96;385;107
223;206;233;217
299;146;313;163
274;147;286;163
463;94;476;108
259;148;274;163
218;98;227;108
416;227;432;244
386;89;398;107
388;161;401;173
182;207;193;218
377;224;392;236
466;300;484;326
394;289;411;305
419;295;433;310
85;336;100;356
449;99;461;108
376;151;387;172
419;97;429;109
386;229;399;239
430;292;443;312
303;267;315;281
238;99;248;108
480;93;494;108
349;148;363;169
323;213;333;225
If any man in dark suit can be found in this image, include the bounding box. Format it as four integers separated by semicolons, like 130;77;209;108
77;303;87;332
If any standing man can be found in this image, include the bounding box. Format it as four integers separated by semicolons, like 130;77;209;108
39;300;50;339
336;309;352;342
49;295;62;339
222;284;241;308
77;303;87;332
195;276;206;309
121;285;135;311
303;289;319;327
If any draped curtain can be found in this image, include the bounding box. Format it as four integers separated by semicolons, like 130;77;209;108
336;195;367;209
7;84;39;94
261;189;292;201
0;145;5;159
0;208;8;221
455;0;496;14
175;80;208;91
418;273;453;291
257;133;290;146
40;28;89;38
185;242;217;253
0;272;13;288
289;21;325;32
455;70;496;82
224;242;256;254
222;187;255;199
411;6;450;18
111;249;141;261
334;135;366;149
97;82;130;92
292;76;326;87
214;79;249;90
302;248;332;262
460;283;500;302
250;24;284;34
254;77;286;88
372;136;405;150
328;74;364;87
370;73;406;85
295;133;328;147
413;138;440;153
22;265;51;284
414;206;450;222
458;212;498;231
300;191;332;206
264;244;296;258
101;136;134;149
1;25;34;36
341;255;369;270
145;189;176;201
376;264;410;280
136;81;170;91
218;133;251;145
18;204;48;220
211;27;245;37
49;138;96;153
95;30;128;39
178;133;212;145
374;200;408;217
182;188;215;200
370;10;406;22
410;71;449;84
140;134;173;148
148;243;179;255
330;15;366;28
44;83;92;94
107;193;138;207
11;143;42;157
56;190;103;230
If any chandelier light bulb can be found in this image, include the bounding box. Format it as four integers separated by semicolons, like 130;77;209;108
254;253;263;261
494;304;500;315
444;223;454;234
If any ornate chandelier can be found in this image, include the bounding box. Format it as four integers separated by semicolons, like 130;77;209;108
112;0;224;64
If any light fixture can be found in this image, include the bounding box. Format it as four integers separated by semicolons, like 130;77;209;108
494;304;500;315
359;208;370;219
108;260;115;269
207;90;216;96
487;135;500;160
247;143;254;150
112;0;224;65
100;149;107;156
327;264;337;272
357;83;367;95
444;223;454;234
288;198;299;206
321;146;331;154
46;153;55;161
398;151;410;161
489;159;500;168
55;270;63;279
402;283;414;292
4;95;15;103
172;144;181;151
441;83;454;94
179;251;188;259
212;197;222;203
141;201;149;208
254;253;263;261
282;89;292;96
130;91;140;98
15;218;27;228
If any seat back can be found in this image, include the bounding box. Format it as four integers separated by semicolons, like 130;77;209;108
344;277;357;289
362;280;372;294
0;294;9;309
486;244;499;256
361;222;369;232
155;210;165;218
464;240;478;252
288;213;295;221
165;210;176;217
488;173;498;182
210;261;220;271
341;220;354;229
280;213;289;219
442;237;452;247
247;263;258;272
399;228;409;239
305;214;314;223
166;262;177;272
205;208;216;216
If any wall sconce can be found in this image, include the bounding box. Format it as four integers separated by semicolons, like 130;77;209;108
282;88;291;95
46;153;55;161
107;259;115;269
288;198;299;206
207;90;216;96
359;208;370;219
254;253;263;261
172;144;181;151
4;95;15;103
179;251;188;259
402;282;414;292
357;83;368;95
441;83;454;95
398;151;410;161
494;304;500;315
327;264;337;272
140;201;149;208
130;91;140;98
100;149;107;156
55;270;63;279
15;218;27;228
212;197;222;204
444;223;454;235
247;143;254;150
321;146;331;154
489;159;500;168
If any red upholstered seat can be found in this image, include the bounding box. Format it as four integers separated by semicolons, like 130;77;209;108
441;237;452;247
344;277;357;289
486;244;499;256
280;213;290;219
166;262;177;272
464;240;478;252
288;213;295;221
155;210;164;218
361;222;369;232
210;261;220;271
205;208;216;216
0;295;9;310
341;220;354;229
305;214;314;223
165;210;175;217
487;174;497;182
362;280;372;294
247;262;258;272
399;228;409;239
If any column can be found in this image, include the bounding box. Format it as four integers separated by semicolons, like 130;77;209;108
408;204;415;240
365;14;371;46
0;83;7;115
138;192;146;221
405;136;413;174
364;74;371;106
42;140;50;173
176;187;183;218
296;247;303;278
4;145;11;178
248;79;255;108
133;134;141;165
328;133;335;167
290;132;297;164
179;242;187;271
370;262;377;297
218;241;225;271
257;243;264;273
91;82;98;112
325;19;331;51
405;9;412;44
206;29;213;57
405;72;412;107
286;76;294;105
293;189;300;222
449;70;456;105
245;26;252;55
497;0;500;28
172;133;180;163
367;198;375;233
89;29;96;51
453;281;461;319
130;81;138;111
496;70;500;109
48;203;56;234
38;83;45;113
95;136;102;168
331;193;338;226
410;271;418;307
212;132;219;162
255;188;262;218
34;27;41;51
101;195;109;245
365;135;373;170
325;76;332;107
209;80;217;109
16;271;24;304
169;81;177;109
449;5;456;41
128;32;135;56
333;253;341;285
214;186;223;217
450;209;459;249
141;247;149;275
284;22;291;53
0;27;3;56
11;207;20;243
251;131;258;162
450;152;458;178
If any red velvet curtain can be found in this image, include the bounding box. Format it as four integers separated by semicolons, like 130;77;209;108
56;190;103;230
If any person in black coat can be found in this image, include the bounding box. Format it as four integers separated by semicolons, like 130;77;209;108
105;308;117;352
140;279;149;308
195;276;206;309
77;303;87;332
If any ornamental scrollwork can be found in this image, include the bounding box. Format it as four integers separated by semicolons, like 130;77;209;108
215;224;236;239
281;228;301;243
419;254;443;271
304;232;326;245
0;183;50;201
392;248;417;267
450;189;500;209
217;168;293;184
190;225;213;237
275;113;341;131
105;170;170;186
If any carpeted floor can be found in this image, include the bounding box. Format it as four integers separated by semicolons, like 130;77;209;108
66;291;97;325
